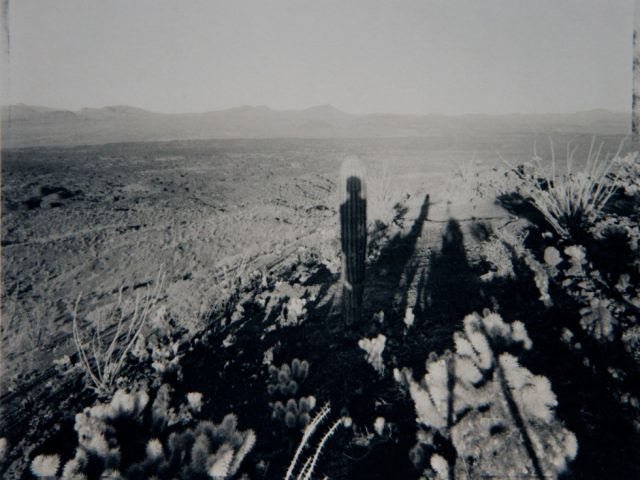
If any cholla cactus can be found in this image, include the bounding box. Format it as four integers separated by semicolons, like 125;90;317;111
267;359;310;397
0;438;6;466
523;253;552;307
404;308;415;329
169;414;256;479
340;156;367;326
267;359;314;429
59;386;255;479
273;396;317;429
398;311;577;479
285;404;348;480
358;334;386;375
31;454;61;478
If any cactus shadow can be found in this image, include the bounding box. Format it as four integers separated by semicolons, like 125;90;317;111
362;194;430;326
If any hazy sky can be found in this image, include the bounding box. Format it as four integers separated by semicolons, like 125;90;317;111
1;0;636;115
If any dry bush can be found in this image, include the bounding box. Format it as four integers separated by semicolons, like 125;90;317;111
72;272;165;396
445;158;518;206
613;151;640;196
509;139;624;239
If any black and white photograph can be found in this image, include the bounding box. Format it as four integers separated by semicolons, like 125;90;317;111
1;1;639;478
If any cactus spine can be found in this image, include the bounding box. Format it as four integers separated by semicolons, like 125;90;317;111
339;157;367;326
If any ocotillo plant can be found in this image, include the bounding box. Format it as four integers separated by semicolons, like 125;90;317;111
340;157;367;326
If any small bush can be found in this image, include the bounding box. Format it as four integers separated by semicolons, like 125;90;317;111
72;273;165;397
358;334;386;376
509;140;623;239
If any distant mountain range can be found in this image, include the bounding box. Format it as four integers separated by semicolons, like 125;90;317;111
0;103;631;148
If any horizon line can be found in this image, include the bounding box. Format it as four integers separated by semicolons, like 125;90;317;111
1;102;632;118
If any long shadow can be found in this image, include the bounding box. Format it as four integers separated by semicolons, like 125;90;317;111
389;219;485;375
363;194;430;327
417;219;482;326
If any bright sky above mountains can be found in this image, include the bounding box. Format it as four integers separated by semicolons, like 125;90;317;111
1;0;636;115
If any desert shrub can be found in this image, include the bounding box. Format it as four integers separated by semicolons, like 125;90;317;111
358;334;386;376
365;161;411;261
39;385;255;479
213;257;271;325
130;327;184;386
543;242;639;348
445;159;519;206
255;281;310;328
476;222;554;306
72;273;165;397
613;152;640;197
477;224;527;281
507;140;623;239
479;235;515;280
281;297;308;326
445;158;490;205
396;311;577;479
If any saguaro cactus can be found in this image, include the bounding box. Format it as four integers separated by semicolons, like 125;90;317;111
633;0;640;136
340;157;367;326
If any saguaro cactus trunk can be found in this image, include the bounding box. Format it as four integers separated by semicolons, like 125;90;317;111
633;0;640;137
340;157;367;326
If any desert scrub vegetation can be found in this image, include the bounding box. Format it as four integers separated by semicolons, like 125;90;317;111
267;359;317;429
474;143;640;435
6;148;640;479
72;272;165;397
31;385;255;479
491;144;640;345
504;139;626;240
396;311;576;479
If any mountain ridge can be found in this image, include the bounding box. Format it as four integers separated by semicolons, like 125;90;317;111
1;104;631;148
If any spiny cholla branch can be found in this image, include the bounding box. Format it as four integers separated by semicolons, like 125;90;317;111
285;403;347;480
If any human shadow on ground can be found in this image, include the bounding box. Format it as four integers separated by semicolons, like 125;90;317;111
388;218;484;376
362;194;430;329
179;198;640;480
417;218;482;322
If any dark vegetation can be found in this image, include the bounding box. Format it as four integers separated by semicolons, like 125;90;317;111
1;139;638;479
